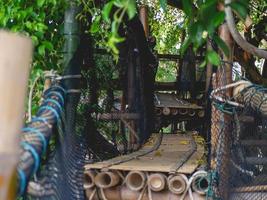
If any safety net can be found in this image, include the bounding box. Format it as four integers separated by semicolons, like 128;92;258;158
208;62;267;200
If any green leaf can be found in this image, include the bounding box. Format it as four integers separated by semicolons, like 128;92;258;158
42;41;53;51
37;0;45;7
38;45;46;56
126;0;136;19
189;22;204;48
212;11;225;27
159;0;167;11
214;36;230;57
113;0;124;8
90;15;101;33
199;60;207;68
31;35;39;46
182;0;192;17
102;1;113;22
207;50;220;66
229;2;248;20
25;21;32;29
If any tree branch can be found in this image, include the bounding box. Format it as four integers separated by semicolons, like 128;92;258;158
224;0;267;59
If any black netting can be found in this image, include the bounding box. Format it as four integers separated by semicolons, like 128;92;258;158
208;63;267;200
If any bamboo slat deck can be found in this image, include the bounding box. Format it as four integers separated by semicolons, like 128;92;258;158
85;134;204;174
154;92;203;109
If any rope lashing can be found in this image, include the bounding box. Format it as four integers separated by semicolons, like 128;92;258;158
17;84;66;196
22;127;48;154
43;98;64;113
38;105;60;121
43;91;65;105
20;141;40;174
17;169;27;196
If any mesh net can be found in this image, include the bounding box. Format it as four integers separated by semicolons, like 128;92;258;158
19;46;151;199
208;62;267;200
20;84;122;200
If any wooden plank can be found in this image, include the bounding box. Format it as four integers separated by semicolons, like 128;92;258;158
85;134;204;174
154;93;203;109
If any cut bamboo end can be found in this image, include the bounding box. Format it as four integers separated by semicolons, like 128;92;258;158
171;108;178;115
188;110;196;117
179;108;188;115
163;107;171;116
198;110;205;118
148;173;167;192
125;171;146;191
191;171;209;195
168;174;188;195
95;171;120;189
84;170;96;189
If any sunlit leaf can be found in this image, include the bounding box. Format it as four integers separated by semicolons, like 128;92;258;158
38;45;46;56
207;50;220;66
127;0;136;19
43;41;53;51
90;15;101;33
37;0;45;7
102;1;113;22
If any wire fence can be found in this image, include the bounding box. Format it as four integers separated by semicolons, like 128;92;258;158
208;62;267;200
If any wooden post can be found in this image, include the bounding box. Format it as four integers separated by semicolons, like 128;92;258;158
0;31;32;200
210;3;233;199
139;5;149;39
205;40;213;95
128;51;137;150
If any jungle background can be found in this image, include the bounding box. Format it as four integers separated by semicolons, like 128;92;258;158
0;0;266;117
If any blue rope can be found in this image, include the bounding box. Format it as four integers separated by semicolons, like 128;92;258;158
22;127;47;155
31;116;49;126
44;91;64;106
43;98;63;113
52;85;66;95
20;142;40;174
17;168;26;196
38;105;60;121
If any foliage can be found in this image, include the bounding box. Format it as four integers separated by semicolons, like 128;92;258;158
1;0;266;113
78;0;137;58
0;0;66;71
0;0;67;116
156;0;248;66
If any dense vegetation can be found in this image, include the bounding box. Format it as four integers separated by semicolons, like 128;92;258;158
0;0;266;115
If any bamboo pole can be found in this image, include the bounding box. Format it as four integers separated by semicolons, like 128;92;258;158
210;3;233;199
0;31;32;200
139;5;149;39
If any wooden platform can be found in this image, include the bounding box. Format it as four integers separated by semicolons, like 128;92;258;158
85;134;205;174
154;92;202;109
